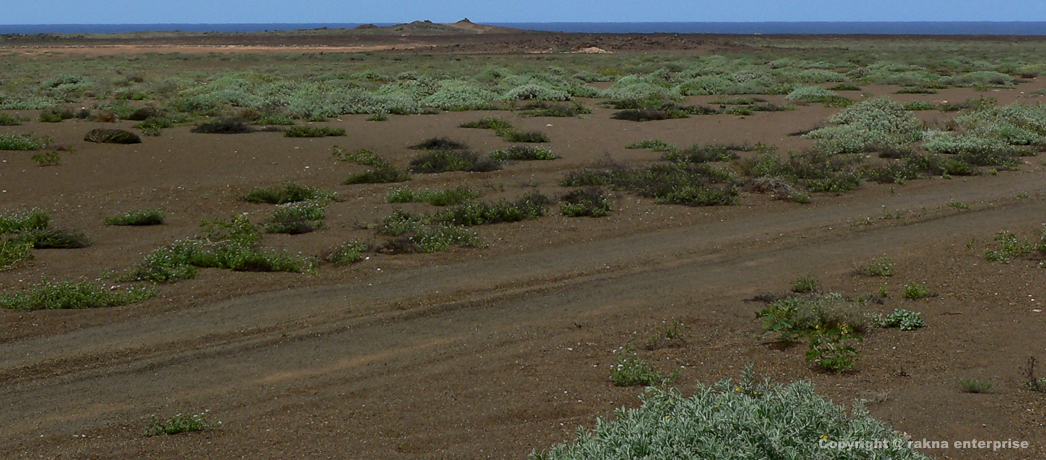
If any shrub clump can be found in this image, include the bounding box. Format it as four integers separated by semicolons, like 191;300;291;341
378;211;480;253
560;188;613;217
432;192;552;226
386;186;479;206
105;209;165;226
191;118;253;134
410;150;502;174
410;137;469;150
0;133;49;150
239;183;337;204
533;370;931;460
563;162;738;207
263;200;328;234
0;280;155;311
0;238;33;271
875;308;926;331
145;411;221;437
17;228;92;249
459;117;514;130
322;241;370;265
490;145;557;161
335;147;412;184
284;125;346;138
498;130;550;143
84;128;142;144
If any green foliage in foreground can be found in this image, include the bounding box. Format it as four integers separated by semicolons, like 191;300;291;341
145;411;221;436
532;370;931;460
31;151;61;166
561;188;613;218
0;208;51;235
0;280;156;310
0;238;33;271
322;241;370;265
875;308;926;331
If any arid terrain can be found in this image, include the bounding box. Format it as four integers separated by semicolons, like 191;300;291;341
1;23;1045;459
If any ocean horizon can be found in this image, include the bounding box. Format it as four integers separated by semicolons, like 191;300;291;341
1;22;1045;36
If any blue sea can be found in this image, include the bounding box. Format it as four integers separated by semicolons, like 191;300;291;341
1;22;1045;36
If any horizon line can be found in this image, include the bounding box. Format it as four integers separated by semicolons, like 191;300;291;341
4;20;1046;26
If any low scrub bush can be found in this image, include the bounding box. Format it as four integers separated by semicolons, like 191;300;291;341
134;116;174;136
902;282;931;299
105;209;165;226
410;137;469;150
498;129;550;143
433;192;552;226
791;275;819;293
0;238;33;271
31;151;61;166
459;117;513;130
145;411;221;436
191;118;253;134
625;139;677;152
410;150;502;173
958;378;995;394
756;292;871;343
859;257;895;277
806;326;862;373
0;133;49;150
533;370;930;460
0;113;22;126
17;228;92;249
322;241;370;265
378;211;480;253
519;101;591;117
609;344;673;387
875;308;926;330
0;280;155;310
284;125;346;138
84;128;141;144
562;162;738;207
386;186;479;206
490;145;556;161
119;215;313;283
664;143;766;164
239;183;337;204
984;230;1040;263
0;208;50;234
561;188;613;217
263;200;328;234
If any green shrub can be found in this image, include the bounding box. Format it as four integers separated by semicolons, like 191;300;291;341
134;116;174;136
902;282;931;299
39;110;66;123
105;209;164;226
263;200;327;234
562;163;738;207
322;241;370;265
343;163;412;184
806;326;862;373
625;139;677;152
410;137;469;150
609;344;672;387
791;275;819;293
0;208;50;234
84;128;141;144
0;280;155;310
490;145;556;161
256;114;297;125
31;151;60;166
191;118;253;134
860;257;895;277
561;188;613;218
0;238;33;271
145;411;221;436
519;101;591;117
283;125;346;137
498;129;550;143
239;183;337;204
785;86;848;105
459;117;513;130
0;133;48;150
984;231;1036;263
410;150;502;173
665;143;763;163
119;215;313;283
957;378;995;394
365;113;388;122
757;292;870;343
0;113;21;126
896;87;938;94
611;108;680;122
386;186;479;206
433;192;552;226
378;211;480;253
533;370;930;460
875;308;926;330
17;228;92;249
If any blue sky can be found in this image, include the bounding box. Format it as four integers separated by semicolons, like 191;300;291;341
2;0;1043;24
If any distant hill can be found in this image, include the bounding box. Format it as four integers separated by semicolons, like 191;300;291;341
352;19;525;35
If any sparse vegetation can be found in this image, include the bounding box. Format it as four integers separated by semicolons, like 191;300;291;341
31;151;61;166
806;326;862;373
459;117;513;130
957;378;994;394
0;280;155;310
859;257;895;277
0;113;21;126
410;150;502;173
105;209;165;226
902;282;931;299
0;133;48;150
410;137;469;150
386;186;479;206
263;200;328;234
17;228;92;249
432;192;552;226
0;238;33;271
284;125;346;137
875;308;926;330
84;128;141;144
145;411;221;436
490;145;556;161
322;241;370;265
191;118;253;134
240;183;337;204
498;129;550;143
791;275;819;293
560;188;613;217
609;344;672;386
625;139;677;152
